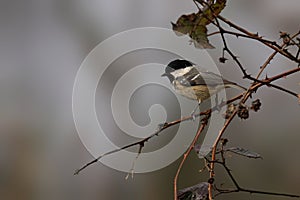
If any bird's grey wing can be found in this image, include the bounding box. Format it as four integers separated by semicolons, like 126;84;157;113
178;67;233;86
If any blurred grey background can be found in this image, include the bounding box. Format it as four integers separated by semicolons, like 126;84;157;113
0;0;299;199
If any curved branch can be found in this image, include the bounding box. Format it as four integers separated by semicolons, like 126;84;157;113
174;120;207;200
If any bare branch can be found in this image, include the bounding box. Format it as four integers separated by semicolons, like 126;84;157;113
174;117;209;200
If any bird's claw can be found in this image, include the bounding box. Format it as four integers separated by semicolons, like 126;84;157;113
216;104;222;112
191;112;196;121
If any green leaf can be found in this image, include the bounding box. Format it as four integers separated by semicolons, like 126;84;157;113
226;147;262;159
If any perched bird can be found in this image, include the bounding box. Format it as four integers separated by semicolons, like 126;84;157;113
162;59;246;104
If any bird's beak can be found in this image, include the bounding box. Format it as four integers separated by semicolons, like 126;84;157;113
161;73;167;77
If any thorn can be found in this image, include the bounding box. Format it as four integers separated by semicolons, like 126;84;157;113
192;114;196;121
208;178;215;184
243;73;251;79
265;73;269;80
271;41;277;45
74;169;79;175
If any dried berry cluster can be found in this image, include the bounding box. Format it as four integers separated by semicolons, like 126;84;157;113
223;99;262;120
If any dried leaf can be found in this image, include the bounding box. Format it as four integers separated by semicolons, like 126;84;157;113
298;94;300;104
190;25;215;49
171;0;226;49
172;13;199;36
178;182;209;200
202;0;227;25
226;147;262;159
172;13;214;49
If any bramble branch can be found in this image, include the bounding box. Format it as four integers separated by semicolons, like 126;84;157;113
208;142;300;198
174;119;208;200
190;1;300;200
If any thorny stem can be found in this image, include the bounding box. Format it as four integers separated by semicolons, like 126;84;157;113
256;31;300;79
195;2;300;199
206;146;300;198
75;2;300;200
214;17;248;77
212;160;300;198
217;15;300;64
208;42;300;200
207;67;300;200
74;95;240;175
174;120;208;200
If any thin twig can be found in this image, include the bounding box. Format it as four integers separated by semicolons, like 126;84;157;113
220;29;277;45
125;143;144;179
218;15;300;64
213;160;300;198
74;94;243;175
207;31;220;37
256;31;300;79
207;67;300;198
174;120;208;200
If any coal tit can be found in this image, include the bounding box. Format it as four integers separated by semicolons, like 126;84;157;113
162;59;246;104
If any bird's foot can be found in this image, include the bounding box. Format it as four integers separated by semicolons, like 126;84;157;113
190;100;201;121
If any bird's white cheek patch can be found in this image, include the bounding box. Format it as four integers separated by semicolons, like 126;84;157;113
170;66;193;77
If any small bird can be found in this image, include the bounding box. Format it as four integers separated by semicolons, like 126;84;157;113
162;59;246;105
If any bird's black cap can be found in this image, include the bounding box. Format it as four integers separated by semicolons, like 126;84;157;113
167;59;193;71
161;59;193;82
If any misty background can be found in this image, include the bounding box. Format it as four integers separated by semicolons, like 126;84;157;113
0;0;299;199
